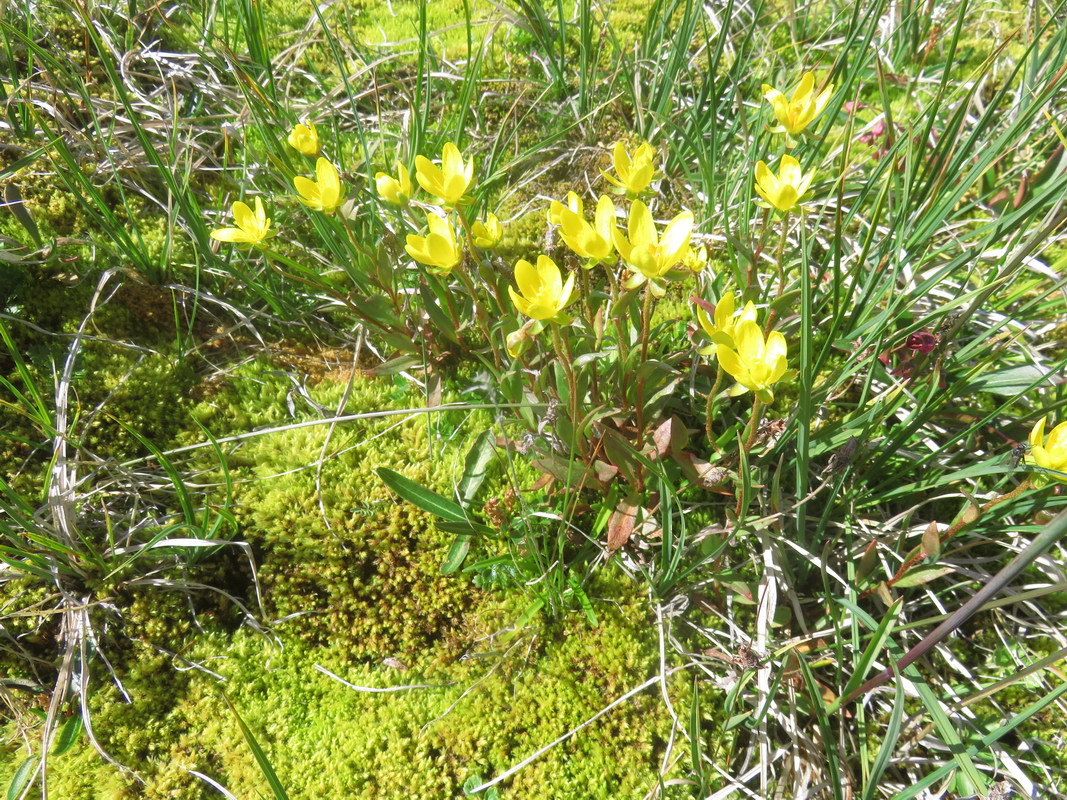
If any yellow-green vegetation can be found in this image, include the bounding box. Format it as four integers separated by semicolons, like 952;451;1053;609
2;596;687;800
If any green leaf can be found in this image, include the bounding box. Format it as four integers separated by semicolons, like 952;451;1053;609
440;535;470;574
7;757;35;800
51;714;83;756
223;695;289;800
893;565;954;588
435;520;496;537
966;364;1050;396
3;184;41;247
458;431;496;504
376;468;468;523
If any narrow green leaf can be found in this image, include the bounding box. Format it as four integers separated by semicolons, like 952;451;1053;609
51;713;83;756
440;535;471;575
223;695;289;800
6;757;35;800
458;431;496;504
376;468;468;523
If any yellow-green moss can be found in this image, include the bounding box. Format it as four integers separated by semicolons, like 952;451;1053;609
2;577;701;800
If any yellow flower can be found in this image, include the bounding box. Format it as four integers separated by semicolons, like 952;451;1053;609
508;255;576;321
603;141;655;195
405;213;462;274
761;72;833;136
210;197;273;244
695;293;758;356
375;163;412;205
715;320;788;403
559;195;615;265
1027;416;1067;485
414;142;474;206
547;192;583;226
683;244;709;274
754;155;815;213
294;157;343;213
613;200;693;296
472;213;503;249
287;120;320;157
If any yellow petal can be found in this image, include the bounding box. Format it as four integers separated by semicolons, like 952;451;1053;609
316;158;341;206
1046;421;1067;454
559;273;576;310
231;201;255;230
713;293;735;330
509;286;533;318
211;227;252;243
696;306;716;339
793;72;815;103
755;161;778;196
734;320;764;366
660;210;694;258
779;155;802;186
628;200;655;247
716;344;746;383
613;142;631;176
514;259;539;298
535;255;562;299
1029;416;1047;448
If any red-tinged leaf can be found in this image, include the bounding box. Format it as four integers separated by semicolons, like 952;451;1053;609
607;496;640;553
593;460;619;484
680;452;730;489
651;415;689;459
874;581;895;605
528;471;554;492
921;521;941;558
857;540;879;581
690;294;715;315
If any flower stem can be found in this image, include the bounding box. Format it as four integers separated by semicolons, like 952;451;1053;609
764;212;791;333
604;262;630;414
455;263;503;369
634;284;654;446
704;363;724;450
551;323;582;456
743;394;765;454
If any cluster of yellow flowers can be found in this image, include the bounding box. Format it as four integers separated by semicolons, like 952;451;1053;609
373;143;502;274
210;119;344;244
753;72;831;212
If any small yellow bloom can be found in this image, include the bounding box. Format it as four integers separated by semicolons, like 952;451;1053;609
683;244;709;274
547;191;583;226
405;213;462;274
375;163;412;205
210;197;273;244
696;293;758;356
294;157;343;213
508;255;576;321
715;320;788;403
1027;416;1067;485
472;213;503;249
762;72;833;136
287;120;320;157
754;155;814;213
414;142;474;206
559;195;615;265
603;142;656;196
613;200;693;296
